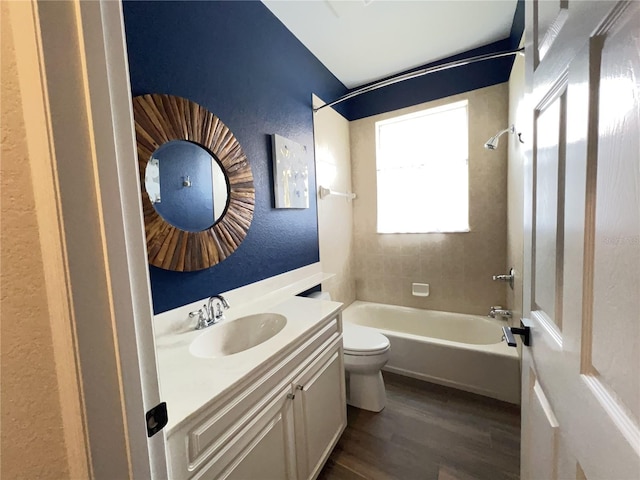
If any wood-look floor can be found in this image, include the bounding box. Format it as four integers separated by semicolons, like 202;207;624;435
318;372;521;480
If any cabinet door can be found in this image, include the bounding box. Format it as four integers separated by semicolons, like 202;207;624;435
196;387;296;480
293;341;347;480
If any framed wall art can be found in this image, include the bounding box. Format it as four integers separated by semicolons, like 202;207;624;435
272;134;309;209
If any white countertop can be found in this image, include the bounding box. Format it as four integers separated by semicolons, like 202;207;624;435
155;295;343;433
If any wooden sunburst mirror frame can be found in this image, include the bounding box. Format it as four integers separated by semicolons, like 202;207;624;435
133;94;255;272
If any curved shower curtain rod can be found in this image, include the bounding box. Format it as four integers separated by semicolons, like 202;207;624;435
313;46;524;113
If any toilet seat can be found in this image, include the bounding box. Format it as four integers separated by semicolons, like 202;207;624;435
344;345;390;356
343;324;390;356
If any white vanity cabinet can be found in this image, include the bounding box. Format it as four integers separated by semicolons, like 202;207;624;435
219;385;297;480
292;343;346;479
166;313;346;480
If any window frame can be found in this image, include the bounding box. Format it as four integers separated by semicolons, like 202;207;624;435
374;99;470;234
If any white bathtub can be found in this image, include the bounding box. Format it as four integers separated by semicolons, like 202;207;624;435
342;301;520;404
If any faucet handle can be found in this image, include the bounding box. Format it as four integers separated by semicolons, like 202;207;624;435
189;306;211;330
216;294;230;310
492;268;514;289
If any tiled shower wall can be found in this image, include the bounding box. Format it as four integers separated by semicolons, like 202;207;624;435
350;83;509;315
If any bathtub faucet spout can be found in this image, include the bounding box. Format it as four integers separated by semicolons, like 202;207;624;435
488;306;512;319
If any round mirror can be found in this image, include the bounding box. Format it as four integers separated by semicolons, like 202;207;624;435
144;140;229;232
133;94;255;272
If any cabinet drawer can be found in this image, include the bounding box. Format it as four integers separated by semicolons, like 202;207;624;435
168;315;340;478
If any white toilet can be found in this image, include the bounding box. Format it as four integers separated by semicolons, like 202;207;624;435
342;323;390;412
307;291;390;412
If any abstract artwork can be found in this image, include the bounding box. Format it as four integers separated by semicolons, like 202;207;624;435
272;134;309;208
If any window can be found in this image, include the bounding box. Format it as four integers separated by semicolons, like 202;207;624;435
375;100;469;233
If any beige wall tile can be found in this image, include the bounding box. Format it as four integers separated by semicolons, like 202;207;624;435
350;83;509;314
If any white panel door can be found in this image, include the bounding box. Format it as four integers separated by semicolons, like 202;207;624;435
522;1;640;479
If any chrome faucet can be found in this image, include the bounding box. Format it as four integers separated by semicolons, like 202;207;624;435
189;294;230;330
207;294;230;322
492;268;515;289
488;305;512;319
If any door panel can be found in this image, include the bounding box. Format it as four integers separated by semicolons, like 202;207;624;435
534;88;566;329
527;374;559;480
589;10;640;421
523;2;640;479
534;0;569;64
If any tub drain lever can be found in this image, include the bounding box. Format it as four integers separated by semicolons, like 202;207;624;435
502;321;531;347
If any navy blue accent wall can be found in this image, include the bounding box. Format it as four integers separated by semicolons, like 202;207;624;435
343;0;525;120
153;141;215;232
123;1;347;313
343;39;514;120
510;0;526;50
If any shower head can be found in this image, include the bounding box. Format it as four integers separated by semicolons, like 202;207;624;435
484;125;515;150
483;136;501;150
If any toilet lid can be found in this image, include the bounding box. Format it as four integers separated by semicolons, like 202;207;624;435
343;324;390;355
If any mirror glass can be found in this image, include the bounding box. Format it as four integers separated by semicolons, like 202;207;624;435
144;140;229;232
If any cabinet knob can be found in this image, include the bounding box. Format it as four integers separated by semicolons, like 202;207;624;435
296;385;304;391
287;393;295;400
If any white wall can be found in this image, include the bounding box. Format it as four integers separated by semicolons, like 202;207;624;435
507;41;526;327
312;95;356;305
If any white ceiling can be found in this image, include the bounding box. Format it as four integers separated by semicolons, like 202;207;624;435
263;0;517;89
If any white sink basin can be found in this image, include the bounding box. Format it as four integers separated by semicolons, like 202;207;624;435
189;313;287;359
